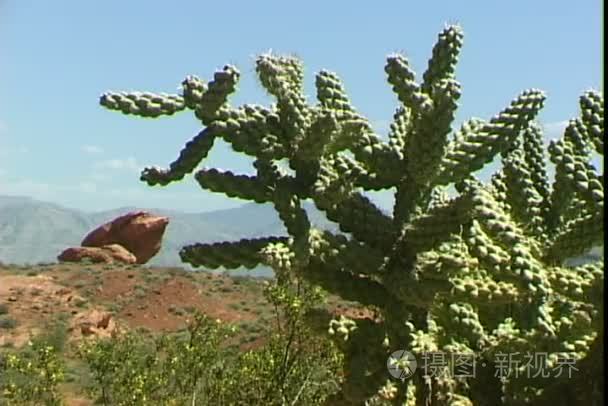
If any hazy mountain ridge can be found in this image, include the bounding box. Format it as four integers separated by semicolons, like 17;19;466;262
0;195;601;276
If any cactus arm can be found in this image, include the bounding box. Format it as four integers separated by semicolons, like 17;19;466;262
315;70;403;186
387;106;410;164
548;262;604;302
308;229;386;277
256;53;305;96
139;126;218;186
385;53;432;115
562;157;603;213
410;78;461;186
401;192;473;254
471;185;543;256
522;122;551;220
179;236;289;269
547;138;603;229
192;65;240;125
180;75;207;109
420;25;464;95
437;89;546;185
397;26;465;189
563;118;594;157
501;148;546;237
451;275;520;305
295;108;339;162
313;154;360;204
100;91;186;117
464;219;514;275
194;168;273;203
435;302;487;350
345;123;404;189
256;54;310;150
140;105;291;188
579;90;604;155
314;191;397;252
544;210;604;263
220;105;289;159
272;181;311;245
315;69;355;112
304;258;395;308
436;117;486;184
546;138;577;228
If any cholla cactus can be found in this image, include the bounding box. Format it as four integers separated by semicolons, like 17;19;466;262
100;25;603;405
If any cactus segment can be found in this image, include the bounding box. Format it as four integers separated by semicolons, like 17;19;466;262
100;91;186;117
179;236;289;269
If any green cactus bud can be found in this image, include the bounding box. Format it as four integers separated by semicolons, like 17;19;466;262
579;90;604;154
421;24;464;94
315;70;354;112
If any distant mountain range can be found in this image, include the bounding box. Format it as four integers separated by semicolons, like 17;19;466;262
0;195;602;277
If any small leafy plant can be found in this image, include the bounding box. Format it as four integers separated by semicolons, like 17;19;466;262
0;341;66;406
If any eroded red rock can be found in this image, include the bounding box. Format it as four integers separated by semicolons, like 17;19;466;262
71;310;117;339
81;211;169;264
57;244;137;264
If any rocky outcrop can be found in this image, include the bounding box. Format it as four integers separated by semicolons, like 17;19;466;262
81;211;169;264
57;211;169;265
58;244;137;264
69;310;118;338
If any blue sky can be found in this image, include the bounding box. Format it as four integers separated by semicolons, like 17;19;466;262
0;1;602;213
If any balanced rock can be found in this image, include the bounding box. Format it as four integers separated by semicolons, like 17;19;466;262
81;211;169;264
58;244;137;264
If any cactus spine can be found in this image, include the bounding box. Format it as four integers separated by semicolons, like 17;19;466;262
100;25;604;404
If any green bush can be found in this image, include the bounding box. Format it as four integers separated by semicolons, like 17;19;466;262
0;304;9;315
31;318;70;354
72;277;342;405
0;317;18;330
0;342;65;406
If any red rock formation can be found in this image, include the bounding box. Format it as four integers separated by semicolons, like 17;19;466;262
57;244;137;264
81;211;169;264
96;313;112;329
70;310;117;339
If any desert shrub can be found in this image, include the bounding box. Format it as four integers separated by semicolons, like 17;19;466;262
72;281;86;289
183;305;197;314
31;318;70;354
0;317;18;330
226;278;343;405
74;278;342;405
76;330;163;405
74;298;88;308
0;341;65;406
0;304;9;315
134;286;147;299
76;312;237;405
